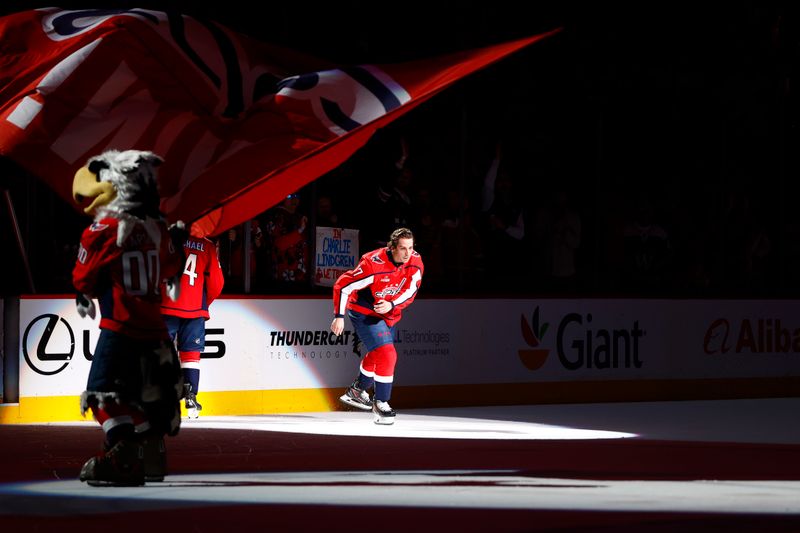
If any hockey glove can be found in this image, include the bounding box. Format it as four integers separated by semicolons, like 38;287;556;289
76;292;96;319
165;275;181;302
166;220;188;302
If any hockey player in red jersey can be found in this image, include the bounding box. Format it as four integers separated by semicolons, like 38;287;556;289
72;149;186;486
161;231;224;418
330;227;423;424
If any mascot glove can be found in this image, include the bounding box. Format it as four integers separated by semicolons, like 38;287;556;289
76;293;96;319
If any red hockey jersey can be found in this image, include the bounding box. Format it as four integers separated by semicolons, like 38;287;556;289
333;247;424;327
161;235;224;319
73;217;183;340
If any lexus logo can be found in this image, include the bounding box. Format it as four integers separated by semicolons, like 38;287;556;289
23;314;75;375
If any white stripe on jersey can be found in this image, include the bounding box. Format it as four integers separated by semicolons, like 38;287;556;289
338;274;375;315
392;268;422;307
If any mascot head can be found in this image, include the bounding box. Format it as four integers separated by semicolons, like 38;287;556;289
73;149;165;246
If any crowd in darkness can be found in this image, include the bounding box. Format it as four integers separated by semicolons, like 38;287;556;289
3;91;799;299
211;116;797;299
1;2;799;299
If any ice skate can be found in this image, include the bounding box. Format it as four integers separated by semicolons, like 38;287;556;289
339;380;373;411
373;400;396;425
185;391;202;419
79;439;145;487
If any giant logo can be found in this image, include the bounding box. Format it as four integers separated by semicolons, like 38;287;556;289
519;307;645;371
519;307;550;370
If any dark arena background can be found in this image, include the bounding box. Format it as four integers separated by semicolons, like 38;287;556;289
1;2;800;531
2;1;799;299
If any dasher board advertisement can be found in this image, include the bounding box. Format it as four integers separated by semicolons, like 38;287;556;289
17;297;800;399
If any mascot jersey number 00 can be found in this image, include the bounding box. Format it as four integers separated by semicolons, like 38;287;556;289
71;149;187;487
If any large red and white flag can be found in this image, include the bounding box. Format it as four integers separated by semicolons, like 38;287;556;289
0;8;558;236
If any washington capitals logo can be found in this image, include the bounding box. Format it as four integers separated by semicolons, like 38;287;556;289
376;278;406;298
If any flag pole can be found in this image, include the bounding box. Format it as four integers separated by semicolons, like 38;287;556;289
3;188;36;293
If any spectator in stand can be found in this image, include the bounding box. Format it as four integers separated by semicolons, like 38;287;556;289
664;191;712;295
480;140;525;289
439;189;483;290
218;220;262;293
261;192;310;289
316;194;342;228
534;187;582;293
370;136;416;248
411;185;443;284
622;193;671;292
717;188;772;295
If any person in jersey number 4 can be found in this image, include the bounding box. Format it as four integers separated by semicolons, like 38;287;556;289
331;227;424;424
161;230;225;418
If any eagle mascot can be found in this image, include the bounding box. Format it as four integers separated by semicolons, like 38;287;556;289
71;149;186;486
